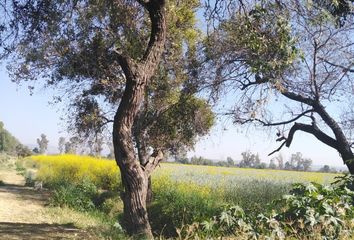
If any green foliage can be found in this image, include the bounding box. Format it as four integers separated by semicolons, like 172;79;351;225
149;177;223;237
0;121;21;155
314;0;354;26
15;160;26;175
180;176;354;239
50;178;98;212
206;2;299;84
24;170;35;187
15;144;32;158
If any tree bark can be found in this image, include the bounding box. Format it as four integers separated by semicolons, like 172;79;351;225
112;0;166;237
314;102;354;173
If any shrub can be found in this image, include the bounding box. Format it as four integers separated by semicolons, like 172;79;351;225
180;176;354;239
24;170;35;187
50;178;98;212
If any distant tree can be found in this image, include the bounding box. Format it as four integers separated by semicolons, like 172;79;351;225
36;134;49;154
174;151;190;164
176;157;189;164
276;154;284;170
302;158;313;172
32;147;39;154
64;142;73;154
190;156;213;166
257;162;268;169
88;136;104;157
58;137;65;154
239;151;261;168
16;144;32;158
0;121;21;154
284;161;292;170
106;143;115;159
319;165;331;173
226;157;235;167
64;137;80;154
285;152;313;171
269;159;277;169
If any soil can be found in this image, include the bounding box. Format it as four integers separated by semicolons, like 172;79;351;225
0;168;96;240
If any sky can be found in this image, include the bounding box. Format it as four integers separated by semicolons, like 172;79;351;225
0;63;346;168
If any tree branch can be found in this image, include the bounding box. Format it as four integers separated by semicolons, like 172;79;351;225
143;149;164;176
237;109;314;127
240;74;268;90
318;57;354;73
141;0;166;65
281;90;315;106
269;122;338;156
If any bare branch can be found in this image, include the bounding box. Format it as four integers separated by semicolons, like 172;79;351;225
268;141;287;156
318;57;354;73
240;74;268;90
237;109;314;127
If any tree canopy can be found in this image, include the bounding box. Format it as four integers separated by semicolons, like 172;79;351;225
0;121;20;154
4;0;214;236
199;0;354;172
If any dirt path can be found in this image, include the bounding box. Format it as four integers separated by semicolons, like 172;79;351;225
0;169;96;240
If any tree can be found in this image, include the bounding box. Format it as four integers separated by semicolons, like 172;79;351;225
6;0;213;236
16;144;32;158
200;0;354;173
269;159;277;169
0;121;21;154
64;137;80;154
36;134;49;154
58;137;65;154
239;151;261;168
319;164;331;173
32;147;39;154
284;152;313;171
226;156;235;166
276;154;284;170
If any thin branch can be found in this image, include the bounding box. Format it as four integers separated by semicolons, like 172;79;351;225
318;57;354;73
268;141;287;156
237;109;314;127
269;121;338;156
240;74;268;90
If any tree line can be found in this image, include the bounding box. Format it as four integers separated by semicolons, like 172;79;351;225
176;151;313;171
0;121;31;157
176;151;344;173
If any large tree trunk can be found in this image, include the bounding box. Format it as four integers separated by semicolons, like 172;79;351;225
315;103;354;173
112;0;166;237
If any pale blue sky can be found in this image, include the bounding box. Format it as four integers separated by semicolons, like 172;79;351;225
0;64;345;167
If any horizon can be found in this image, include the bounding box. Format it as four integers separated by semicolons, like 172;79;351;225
0;63;348;170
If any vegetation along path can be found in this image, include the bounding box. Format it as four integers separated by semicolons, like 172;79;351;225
0;168;95;240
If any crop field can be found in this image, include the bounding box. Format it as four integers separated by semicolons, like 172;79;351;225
27;156;339;216
21;154;353;239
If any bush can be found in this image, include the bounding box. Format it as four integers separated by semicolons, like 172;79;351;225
50;178;98;212
180;175;354;239
24;170;35;187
